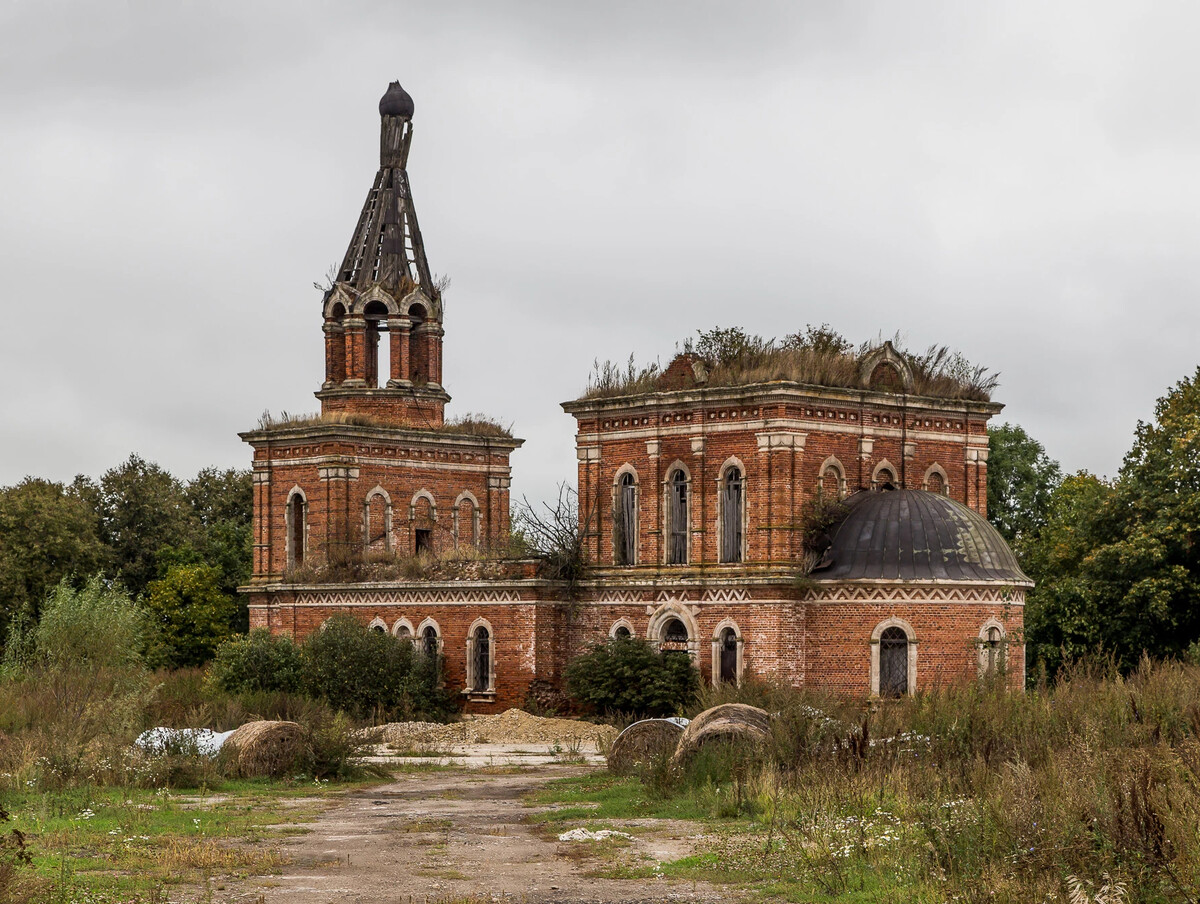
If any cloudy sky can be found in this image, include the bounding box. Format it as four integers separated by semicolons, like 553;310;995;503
1;1;1196;505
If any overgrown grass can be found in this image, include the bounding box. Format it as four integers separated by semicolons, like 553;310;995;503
255;409;514;438
581;328;999;402
536;658;1200;903
0;778;365;901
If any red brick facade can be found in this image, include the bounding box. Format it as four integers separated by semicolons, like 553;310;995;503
241;82;1028;712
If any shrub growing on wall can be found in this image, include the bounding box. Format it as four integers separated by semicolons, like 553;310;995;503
565;635;699;717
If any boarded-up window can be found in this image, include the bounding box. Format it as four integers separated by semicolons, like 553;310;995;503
667;470;689;565
720;467;744;563
879;627;909;697
926;471;945;494
821;466;844;499
456;496;478;549
614;472;637;565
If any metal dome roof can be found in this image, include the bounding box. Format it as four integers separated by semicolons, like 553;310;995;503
379;81;415;118
812;489;1031;585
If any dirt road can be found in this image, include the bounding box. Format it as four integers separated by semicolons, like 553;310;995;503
228;766;737;904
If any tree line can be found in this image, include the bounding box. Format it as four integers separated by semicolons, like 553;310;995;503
0;456;251;668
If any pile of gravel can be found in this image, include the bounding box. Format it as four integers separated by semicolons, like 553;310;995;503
377;708;617;751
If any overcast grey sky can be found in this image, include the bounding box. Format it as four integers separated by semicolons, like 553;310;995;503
1;1;1197;505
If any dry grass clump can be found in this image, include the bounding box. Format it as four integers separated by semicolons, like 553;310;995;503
580;325;998;402
607;719;685;775
221;720;309;778
254;409;514;438
670;703;771;769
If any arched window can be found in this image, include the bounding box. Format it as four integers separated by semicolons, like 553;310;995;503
718;626;739;684
467;621;493;694
613;624;632;640
286;489;306;570
879;627;909;697
614;470;638;565
666;468;689;565
660;616;689;651
363;299;390;388
719;464;744;563
873;461;898;491
419;622;440;658
923;464;948;495
364;487;392;554
819;457;846;500
393;619;414;640
408;303;428;384
979;623;1006;677
411;491;436;556
454;492;480;550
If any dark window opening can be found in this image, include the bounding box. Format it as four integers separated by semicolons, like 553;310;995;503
472;625;491;692
876;469;896;491
720;467;744;563
719;628;738;683
879;627;909;697
613;625;632;640
371;624;385;634
661;617;689;653
667;470;689;565
615;472;637;565
415;528;433;556
364;300;390;388
421;625;438;658
288;495;305;568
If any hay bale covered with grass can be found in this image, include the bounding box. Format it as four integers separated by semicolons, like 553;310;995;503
223;720;309;777
670;703;771;769
607;718;687;774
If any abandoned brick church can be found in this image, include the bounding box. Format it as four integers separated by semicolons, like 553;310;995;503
241;82;1030;710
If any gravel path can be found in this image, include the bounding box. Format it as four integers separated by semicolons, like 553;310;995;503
224;765;739;904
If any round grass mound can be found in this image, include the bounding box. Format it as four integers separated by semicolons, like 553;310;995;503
607;718;687;775
670;703;771;769
223;720;309;778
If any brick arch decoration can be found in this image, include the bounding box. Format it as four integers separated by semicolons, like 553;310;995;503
322;284;356;319
869;616;919;697
347;284;400;317
392;617;415;639
710;618;744;687
872;459;899;488
608;618;635;639
977;617;1007;676
367;616;388;633
858;341;914;393
409;489;438;521
646;603;701;661
399;287;440;323
453;490;480;548
923;463;949;494
818;455;847;499
363;485;393;552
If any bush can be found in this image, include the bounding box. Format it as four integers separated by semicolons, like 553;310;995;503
301;615;457;722
565;636;699;717
209;629;304;695
144;564;237;668
15;575;148;672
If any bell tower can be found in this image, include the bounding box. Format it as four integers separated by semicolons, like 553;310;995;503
316;81;448;426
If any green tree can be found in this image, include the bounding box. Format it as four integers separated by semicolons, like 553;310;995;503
91;455;195;599
208;628;305;694
17;575;149;672
1021;472;1114;676
565;636;700;717
144;564;237;668
0;478;108;641
987;422;1062;545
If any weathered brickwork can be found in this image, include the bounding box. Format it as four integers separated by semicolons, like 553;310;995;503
241;82;1028;712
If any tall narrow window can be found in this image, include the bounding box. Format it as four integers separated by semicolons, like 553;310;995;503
614;472;637;565
287;492;306;569
421;624;439;658
983;626;1005;676
720;466;744;563
471;625;491;692
879;627;909;697
363;300;389;388
667;470;689;565
719;627;738;683
415;529;432;556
